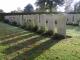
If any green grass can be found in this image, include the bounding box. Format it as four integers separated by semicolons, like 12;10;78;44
0;22;80;60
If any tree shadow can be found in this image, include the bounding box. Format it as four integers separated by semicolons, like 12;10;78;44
0;33;35;45
12;38;61;60
0;31;29;41
11;36;64;60
0;22;66;60
3;35;47;55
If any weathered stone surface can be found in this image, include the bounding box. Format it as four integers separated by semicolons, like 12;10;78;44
4;13;66;36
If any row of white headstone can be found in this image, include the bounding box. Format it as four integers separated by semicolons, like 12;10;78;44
4;14;66;36
66;14;80;25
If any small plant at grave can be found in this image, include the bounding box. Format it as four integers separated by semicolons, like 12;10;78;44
26;24;36;31
67;23;78;26
20;25;26;29
43;30;54;37
11;21;17;26
32;25;38;32
72;24;78;26
4;19;9;24
52;33;65;40
37;26;45;34
21;25;30;31
26;25;33;31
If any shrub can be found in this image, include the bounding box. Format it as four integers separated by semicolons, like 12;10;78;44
11;21;17;26
52;33;65;40
32;25;38;32
43;30;54;37
26;25;32;30
19;25;27;30
4;19;9;23
67;23;78;26
37;26;45;34
0;15;4;21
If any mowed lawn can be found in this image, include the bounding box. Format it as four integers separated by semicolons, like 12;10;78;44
0;22;80;60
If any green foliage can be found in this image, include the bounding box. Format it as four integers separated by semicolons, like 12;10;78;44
43;30;54;37
35;0;64;12
0;15;4;21
26;25;34;31
67;23;78;26
53;33;65;40
37;26;45;34
32;25;38;32
4;19;10;24
11;21;17;26
24;4;34;12
74;1;80;12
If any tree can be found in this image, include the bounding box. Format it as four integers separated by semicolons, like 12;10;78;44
0;9;4;21
11;7;22;13
74;1;80;12
35;0;64;12
0;9;4;13
65;0;74;12
11;10;17;13
24;4;34;12
17;7;23;13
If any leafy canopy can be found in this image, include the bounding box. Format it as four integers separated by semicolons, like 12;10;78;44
74;1;80;12
35;0;64;12
24;4;34;12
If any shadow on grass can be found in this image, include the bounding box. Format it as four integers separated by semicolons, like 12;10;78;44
2;33;65;60
0;33;35;45
0;31;29;40
0;22;67;60
11;36;63;60
3;35;46;55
